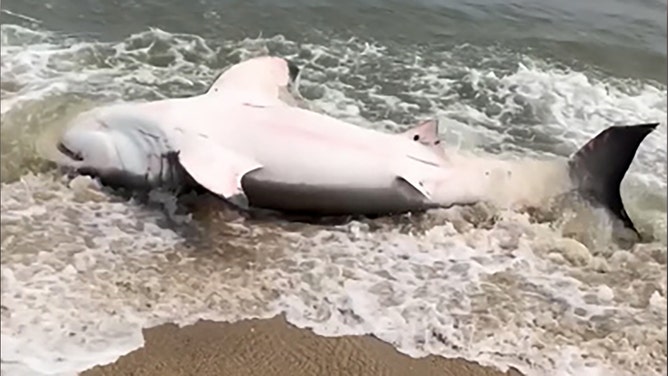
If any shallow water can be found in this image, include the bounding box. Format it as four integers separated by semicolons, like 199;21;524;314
1;1;667;375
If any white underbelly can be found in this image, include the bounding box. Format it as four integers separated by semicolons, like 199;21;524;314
218;119;398;188
254;145;396;188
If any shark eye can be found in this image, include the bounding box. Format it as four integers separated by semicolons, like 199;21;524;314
434;140;440;145
413;134;420;141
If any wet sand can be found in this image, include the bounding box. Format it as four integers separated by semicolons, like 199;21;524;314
83;315;523;376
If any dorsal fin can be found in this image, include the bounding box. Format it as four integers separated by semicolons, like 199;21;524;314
568;122;658;235
206;56;301;106
403;119;446;159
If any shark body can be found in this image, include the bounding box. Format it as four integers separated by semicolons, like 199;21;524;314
46;56;658;235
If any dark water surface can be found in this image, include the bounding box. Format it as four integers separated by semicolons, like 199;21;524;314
2;0;667;83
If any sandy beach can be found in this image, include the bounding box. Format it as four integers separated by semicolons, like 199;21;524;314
82;316;523;376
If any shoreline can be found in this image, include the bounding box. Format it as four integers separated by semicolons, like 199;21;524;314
82;315;524;376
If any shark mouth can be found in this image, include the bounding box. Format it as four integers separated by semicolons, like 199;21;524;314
56;142;84;161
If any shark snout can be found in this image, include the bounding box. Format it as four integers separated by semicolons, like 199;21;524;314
57;126;123;171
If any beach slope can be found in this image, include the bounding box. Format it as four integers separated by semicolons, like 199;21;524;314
83;316;523;376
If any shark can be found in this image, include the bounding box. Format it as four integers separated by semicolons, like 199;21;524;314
44;55;659;236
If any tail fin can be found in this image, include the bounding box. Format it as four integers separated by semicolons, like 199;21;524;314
568;123;658;235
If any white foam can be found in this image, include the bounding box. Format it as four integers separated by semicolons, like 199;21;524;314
1;175;284;375
1;25;666;376
272;211;665;376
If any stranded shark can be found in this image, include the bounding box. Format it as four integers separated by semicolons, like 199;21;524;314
43;56;658;236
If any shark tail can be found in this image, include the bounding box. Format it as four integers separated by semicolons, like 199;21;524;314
568;122;658;235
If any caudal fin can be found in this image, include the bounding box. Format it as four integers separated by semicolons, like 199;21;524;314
568;123;658;235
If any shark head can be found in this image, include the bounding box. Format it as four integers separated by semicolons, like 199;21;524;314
53;111;183;191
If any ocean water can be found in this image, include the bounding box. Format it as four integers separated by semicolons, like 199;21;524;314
0;1;666;375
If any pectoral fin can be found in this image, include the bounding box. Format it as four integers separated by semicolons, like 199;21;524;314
177;133;262;205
